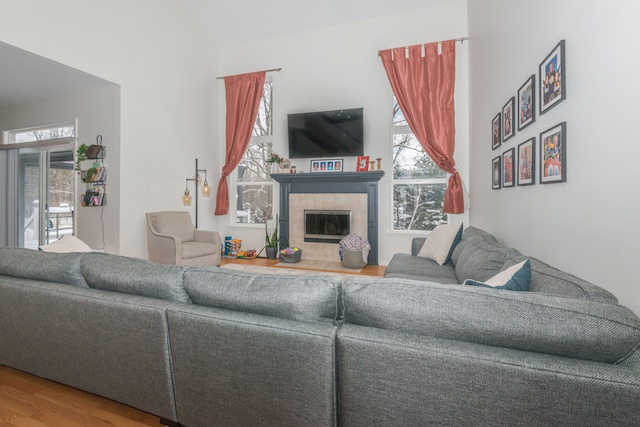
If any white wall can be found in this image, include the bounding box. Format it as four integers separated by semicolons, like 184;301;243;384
0;0;221;257
215;1;469;264
468;0;640;315
0;86;121;251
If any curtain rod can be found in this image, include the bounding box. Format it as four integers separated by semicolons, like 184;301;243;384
377;37;468;56
216;67;282;80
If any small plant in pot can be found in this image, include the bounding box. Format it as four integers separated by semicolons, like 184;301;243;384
264;215;279;259
339;233;371;269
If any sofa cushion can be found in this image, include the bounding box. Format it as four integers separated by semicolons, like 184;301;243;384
182;241;218;260
454;238;521;283
383;253;458;284
81;252;191;303
183;268;343;324
417;223;463;266
464;259;531;291
0;247;88;287
501;256;617;303
450;226;498;266
342;277;640;364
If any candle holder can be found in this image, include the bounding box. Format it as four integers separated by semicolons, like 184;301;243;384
376;158;382;171
369;160;376;171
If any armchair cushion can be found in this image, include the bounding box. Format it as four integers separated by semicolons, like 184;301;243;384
151;211;195;242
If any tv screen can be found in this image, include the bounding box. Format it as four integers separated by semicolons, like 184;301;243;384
288;108;364;158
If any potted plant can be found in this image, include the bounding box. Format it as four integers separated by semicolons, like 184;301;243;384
75;143;88;172
339;233;371;268
265;215;279;259
267;152;284;174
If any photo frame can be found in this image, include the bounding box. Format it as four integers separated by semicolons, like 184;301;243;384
517;138;536;186
502;97;515;142
517;75;536;131
492;113;501;150
539;40;566;115
540;122;566;184
492;156;501;190
311;158;343;173
502;148;515;188
356;155;370;172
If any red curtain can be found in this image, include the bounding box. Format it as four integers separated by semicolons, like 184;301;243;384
215;71;266;215
380;40;464;214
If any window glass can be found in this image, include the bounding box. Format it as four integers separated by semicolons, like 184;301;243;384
391;98;448;231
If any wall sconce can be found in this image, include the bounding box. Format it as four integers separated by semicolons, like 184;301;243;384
182;158;210;228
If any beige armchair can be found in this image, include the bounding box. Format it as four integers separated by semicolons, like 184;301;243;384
146;211;221;266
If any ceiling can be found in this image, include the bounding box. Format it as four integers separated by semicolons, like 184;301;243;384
0;0;459;109
179;0;460;45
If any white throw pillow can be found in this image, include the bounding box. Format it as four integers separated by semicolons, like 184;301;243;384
464;259;531;291
417;223;463;266
39;235;92;253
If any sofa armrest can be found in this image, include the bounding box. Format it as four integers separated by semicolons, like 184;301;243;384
147;228;182;265
411;237;426;256
194;229;221;247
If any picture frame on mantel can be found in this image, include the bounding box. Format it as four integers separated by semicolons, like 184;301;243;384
311;158;343;173
356;155;369;172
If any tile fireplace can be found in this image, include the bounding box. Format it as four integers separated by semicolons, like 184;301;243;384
271;171;384;265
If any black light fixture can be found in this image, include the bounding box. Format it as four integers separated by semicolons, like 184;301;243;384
182;158;210;228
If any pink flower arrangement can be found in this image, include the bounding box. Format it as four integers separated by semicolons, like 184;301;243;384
340;234;371;263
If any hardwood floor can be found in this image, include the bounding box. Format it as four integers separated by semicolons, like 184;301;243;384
220;256;387;277
0;366;160;427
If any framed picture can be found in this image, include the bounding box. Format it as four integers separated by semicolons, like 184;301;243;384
502;148;515;188
540;122;566;184
310;158;343;173
517;138;535;186
356;155;370;172
492;113;501;150
502;97;515;142
517;75;536;131
492;156;501;190
539;40;566;115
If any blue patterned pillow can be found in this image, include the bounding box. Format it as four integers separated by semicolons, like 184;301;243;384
464;259;531;291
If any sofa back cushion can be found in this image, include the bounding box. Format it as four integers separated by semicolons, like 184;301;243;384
184;268;343;324
450;226;498;266
0;247;88;287
501;256;617;303
81;253;191;303
151;211;195;242
454;238;521;283
342;277;640;364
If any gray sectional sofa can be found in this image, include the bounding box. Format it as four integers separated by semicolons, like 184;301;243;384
0;233;639;426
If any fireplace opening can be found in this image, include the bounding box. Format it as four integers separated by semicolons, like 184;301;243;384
304;210;351;243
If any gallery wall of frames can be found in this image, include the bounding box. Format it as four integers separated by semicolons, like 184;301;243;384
491;40;566;190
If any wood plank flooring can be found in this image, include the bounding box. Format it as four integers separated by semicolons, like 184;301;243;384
0;366;160;427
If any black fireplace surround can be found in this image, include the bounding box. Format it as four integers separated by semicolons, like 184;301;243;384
271;171;385;265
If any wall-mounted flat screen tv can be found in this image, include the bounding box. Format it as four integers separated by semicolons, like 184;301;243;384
287;107;364;158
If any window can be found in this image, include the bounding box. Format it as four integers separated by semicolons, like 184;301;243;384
233;79;273;224
392;99;448;230
8;124;74;145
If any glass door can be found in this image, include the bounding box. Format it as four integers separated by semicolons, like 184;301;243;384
19;148;74;248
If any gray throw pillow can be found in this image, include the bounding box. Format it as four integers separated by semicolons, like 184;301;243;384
81;252;191;303
0;247;88;287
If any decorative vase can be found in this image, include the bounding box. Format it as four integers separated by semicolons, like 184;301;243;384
265;246;278;259
271;163;280;174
